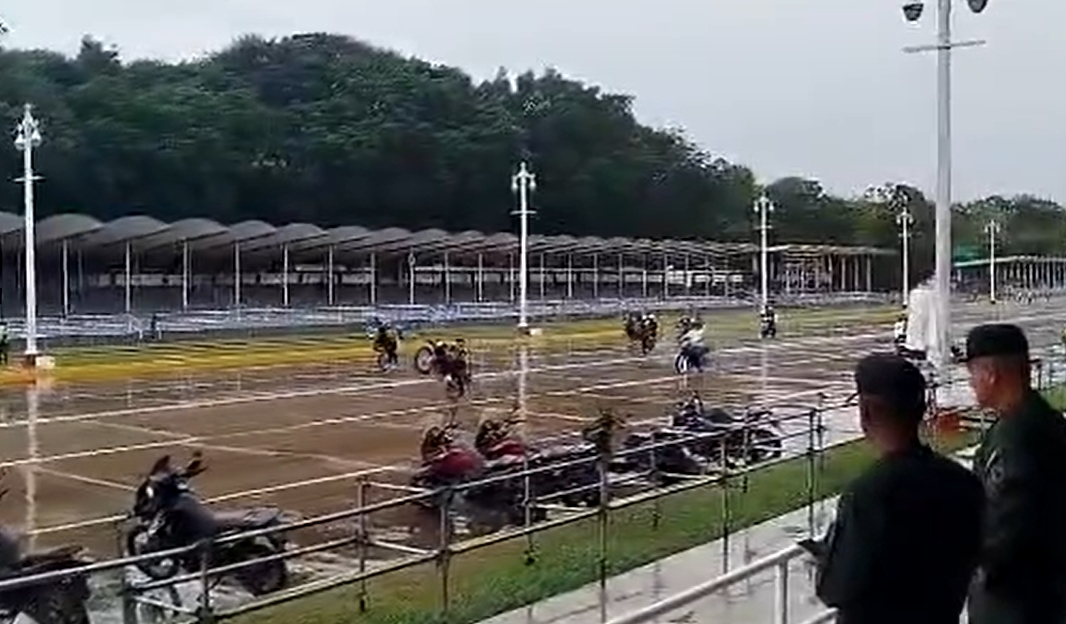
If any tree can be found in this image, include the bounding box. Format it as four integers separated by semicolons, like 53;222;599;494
0;32;1060;256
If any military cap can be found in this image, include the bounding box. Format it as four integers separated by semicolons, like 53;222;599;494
854;352;927;420
963;323;1029;362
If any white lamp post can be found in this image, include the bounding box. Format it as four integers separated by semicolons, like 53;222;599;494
753;195;774;314
985;219;1000;303
14;104;42;363
901;0;990;369
896;209;915;301
511;162;536;331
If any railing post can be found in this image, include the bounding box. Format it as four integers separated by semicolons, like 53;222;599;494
197;542;214;623
719;431;731;572
523;447;537;565
117;521;139;624
597;453;610;623
774;560;790;624
438;485;453;619
357;478;369;612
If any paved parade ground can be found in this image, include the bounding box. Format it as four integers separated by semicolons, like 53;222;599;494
0;299;1059;566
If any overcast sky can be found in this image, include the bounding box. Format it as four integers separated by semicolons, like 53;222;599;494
4;0;1063;204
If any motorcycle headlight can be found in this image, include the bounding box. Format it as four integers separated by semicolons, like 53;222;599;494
144;485;155;499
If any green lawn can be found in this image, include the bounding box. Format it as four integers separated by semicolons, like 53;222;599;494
231;428;976;624
45;303;897;370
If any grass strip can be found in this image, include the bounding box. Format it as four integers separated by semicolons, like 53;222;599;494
237;428;975;624
0;305;895;386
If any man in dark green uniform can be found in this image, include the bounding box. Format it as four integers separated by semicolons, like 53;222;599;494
806;353;984;623
965;323;1066;624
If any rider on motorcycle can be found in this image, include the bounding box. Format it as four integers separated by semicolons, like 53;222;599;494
372;321;400;366
893;313;908;347
678;318;709;371
760;304;777;337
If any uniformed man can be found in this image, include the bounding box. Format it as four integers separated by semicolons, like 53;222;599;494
965;323;1066;624
805;353;984;624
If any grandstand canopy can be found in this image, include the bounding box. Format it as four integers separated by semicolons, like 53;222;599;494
0;212;893;267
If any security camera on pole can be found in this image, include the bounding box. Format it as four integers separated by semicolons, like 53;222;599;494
985;219;1000;304
900;0;990;371
753;195;774;326
511;162;536;334
14;104;43;368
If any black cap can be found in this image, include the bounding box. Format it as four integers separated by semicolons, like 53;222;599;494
964;324;1029;362
854;352;927;422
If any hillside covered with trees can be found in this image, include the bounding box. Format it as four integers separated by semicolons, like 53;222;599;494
0;32;1062;270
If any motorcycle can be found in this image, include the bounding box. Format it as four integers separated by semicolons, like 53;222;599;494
413;342;470;400
668;402;783;466
624;316;657;356
0;483;91;624
124;454;289;596
410;424;539;528
759;313;777;339
616;430;705;484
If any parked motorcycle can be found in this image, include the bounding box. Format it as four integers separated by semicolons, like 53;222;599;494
0;483;91;624
668;401;783;466
759;311;777;339
124;454;288;596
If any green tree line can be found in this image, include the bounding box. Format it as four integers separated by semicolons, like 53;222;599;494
0;32;1062;272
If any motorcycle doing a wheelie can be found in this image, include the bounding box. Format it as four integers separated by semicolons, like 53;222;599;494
414;340;471;400
0;482;92;624
124;454;289;596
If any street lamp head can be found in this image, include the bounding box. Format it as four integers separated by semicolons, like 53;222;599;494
902;1;924;22
968;0;989;14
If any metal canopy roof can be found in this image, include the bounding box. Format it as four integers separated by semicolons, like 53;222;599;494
0;212;892;262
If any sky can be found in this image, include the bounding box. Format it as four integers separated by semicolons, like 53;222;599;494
3;0;1064;204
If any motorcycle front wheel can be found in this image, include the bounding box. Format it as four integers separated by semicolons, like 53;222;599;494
126;525;180;580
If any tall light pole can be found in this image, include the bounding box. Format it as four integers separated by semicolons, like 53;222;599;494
511;162;536;331
901;0;990;369
14;104;42;363
896;208;915;302
753;195;774;314
985;219;1000;303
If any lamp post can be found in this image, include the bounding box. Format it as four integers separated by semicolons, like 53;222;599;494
985;219;1000;303
896;209;915;301
901;0;990;369
753;195;774;314
14;104;42;363
511;162;536;331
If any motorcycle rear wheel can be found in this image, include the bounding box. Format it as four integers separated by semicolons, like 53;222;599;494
235;542;288;596
22;586;90;624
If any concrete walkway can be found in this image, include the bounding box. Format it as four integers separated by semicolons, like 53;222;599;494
481;445;978;624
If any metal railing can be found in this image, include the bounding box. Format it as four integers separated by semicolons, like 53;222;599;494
0;394;844;624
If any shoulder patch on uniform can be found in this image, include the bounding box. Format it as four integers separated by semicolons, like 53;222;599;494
985;449;1005;490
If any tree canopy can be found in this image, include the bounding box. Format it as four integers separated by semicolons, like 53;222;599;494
0;32;1062;274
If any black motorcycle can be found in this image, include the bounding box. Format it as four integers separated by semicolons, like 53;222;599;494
0;485;92;624
124;454;289;596
759;311;777;339
669;403;783;466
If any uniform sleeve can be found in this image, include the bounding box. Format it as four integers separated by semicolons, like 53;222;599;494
981;435;1040;589
815;487;884;609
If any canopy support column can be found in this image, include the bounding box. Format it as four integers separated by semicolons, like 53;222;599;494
592;254;599;300
326;245;335;306
617;253;624;300
641;254;648;299
182;240;190;311
61;239;69;318
662;253;669;299
282;244;290;307
566;254;574;300
368;251;376;307
444;251;451;305
476;253;484;303
539;253;546;300
124;241;132;316
408;252;416;306
233;241;241;310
